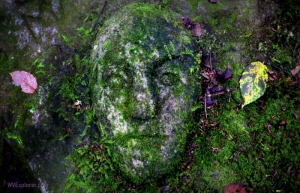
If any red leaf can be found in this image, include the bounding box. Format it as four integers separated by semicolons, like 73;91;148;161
10;71;38;94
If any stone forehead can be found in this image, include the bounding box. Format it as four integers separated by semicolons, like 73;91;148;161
92;4;193;65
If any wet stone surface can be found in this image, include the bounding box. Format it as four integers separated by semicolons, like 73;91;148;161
0;0;283;191
0;0;107;192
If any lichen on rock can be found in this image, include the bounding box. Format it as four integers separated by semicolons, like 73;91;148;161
91;3;200;182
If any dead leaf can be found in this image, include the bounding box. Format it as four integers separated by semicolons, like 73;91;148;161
203;94;217;109
291;65;300;76
224;68;233;80
192;23;202;37
208;85;230;96
224;184;248;193
211;147;219;152
294;112;300;119
181;18;193;29
279;120;286;126
217;68;232;81
201;67;216;83
210;0;221;3
268;70;281;82
181;17;202;37
10;71;38;94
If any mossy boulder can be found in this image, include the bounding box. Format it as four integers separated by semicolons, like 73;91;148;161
91;3;200;182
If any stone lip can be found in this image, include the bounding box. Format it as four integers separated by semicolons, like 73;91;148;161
92;3;199;182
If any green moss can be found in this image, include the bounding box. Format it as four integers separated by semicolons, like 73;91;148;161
270;44;294;68
185;0;199;12
0;55;43;192
65;1;300;192
185;78;300;191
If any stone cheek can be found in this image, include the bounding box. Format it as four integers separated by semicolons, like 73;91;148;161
92;3;198;182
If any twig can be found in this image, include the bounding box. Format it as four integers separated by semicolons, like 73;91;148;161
209;52;212;71
269;63;291;75
294;43;298;55
91;1;107;34
204;95;207;119
51;44;65;60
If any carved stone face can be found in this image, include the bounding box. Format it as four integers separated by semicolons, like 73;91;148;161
92;3;199;182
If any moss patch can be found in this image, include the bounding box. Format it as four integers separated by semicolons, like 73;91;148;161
35;1;300;192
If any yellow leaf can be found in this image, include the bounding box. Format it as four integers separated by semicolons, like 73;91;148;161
240;61;268;108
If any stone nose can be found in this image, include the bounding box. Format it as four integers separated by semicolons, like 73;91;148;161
132;69;155;119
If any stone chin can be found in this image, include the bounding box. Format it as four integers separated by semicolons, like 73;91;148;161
92;3;199;182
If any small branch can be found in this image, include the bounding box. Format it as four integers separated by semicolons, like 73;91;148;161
91;1;107;34
204;95;207;119
269;63;291;75
210;53;213;70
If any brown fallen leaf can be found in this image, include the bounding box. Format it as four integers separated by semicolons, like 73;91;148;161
223;68;233;80
224;184;248;193
210;0;221;3
208;85;230;96
191;22;202;37
181;17;202;37
279;120;286;126
294;112;300;119
203;94;217;109
268;70;281;82
291;65;300;76
79;137;90;147
217;68;232;81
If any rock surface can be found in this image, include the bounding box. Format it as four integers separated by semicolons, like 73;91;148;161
91;3;199;182
0;0;284;191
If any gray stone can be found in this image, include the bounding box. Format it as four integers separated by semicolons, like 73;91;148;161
91;3;200;182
